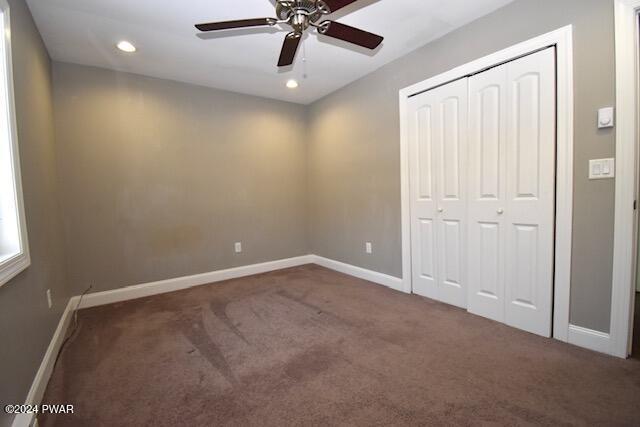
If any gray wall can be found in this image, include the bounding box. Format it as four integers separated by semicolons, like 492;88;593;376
0;1;70;426
52;63;309;293
307;0;615;332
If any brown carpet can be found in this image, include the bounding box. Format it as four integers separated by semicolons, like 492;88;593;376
41;265;640;426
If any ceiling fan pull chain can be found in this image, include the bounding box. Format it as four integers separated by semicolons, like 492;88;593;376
302;38;308;79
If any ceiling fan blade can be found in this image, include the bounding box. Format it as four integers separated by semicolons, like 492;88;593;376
318;21;383;49
278;33;301;67
319;0;360;13
195;18;275;32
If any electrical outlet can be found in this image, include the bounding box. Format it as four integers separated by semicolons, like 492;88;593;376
234;242;242;253
365;242;373;254
46;289;52;309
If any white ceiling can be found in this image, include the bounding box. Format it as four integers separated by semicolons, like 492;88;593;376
27;0;514;104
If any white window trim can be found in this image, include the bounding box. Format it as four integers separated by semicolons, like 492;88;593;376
398;26;575;347
611;0;640;358
0;0;30;287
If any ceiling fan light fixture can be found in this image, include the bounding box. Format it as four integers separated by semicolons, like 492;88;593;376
117;40;137;53
286;79;299;89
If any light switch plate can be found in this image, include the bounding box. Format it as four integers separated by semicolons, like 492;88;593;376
365;242;372;254
234;242;242;253
598;107;614;129
589;158;615;179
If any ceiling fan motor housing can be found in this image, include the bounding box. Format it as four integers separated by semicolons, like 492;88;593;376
276;0;324;34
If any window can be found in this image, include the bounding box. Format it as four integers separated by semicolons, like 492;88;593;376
0;0;29;286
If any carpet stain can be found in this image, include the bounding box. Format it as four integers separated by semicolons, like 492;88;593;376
498;400;574;426
284;347;335;382
209;298;250;345
275;289;348;326
179;310;238;387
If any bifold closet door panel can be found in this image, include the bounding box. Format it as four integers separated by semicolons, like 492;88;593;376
408;79;468;308
467;47;556;337
467;64;509;323
435;80;468;309
408;92;439;301
504;48;556;337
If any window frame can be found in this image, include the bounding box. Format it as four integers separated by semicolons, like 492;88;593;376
0;0;30;287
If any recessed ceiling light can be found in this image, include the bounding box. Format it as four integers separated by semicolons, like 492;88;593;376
116;41;137;53
286;79;299;89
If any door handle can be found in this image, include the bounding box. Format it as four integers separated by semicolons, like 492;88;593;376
437;207;444;213
497;208;504;215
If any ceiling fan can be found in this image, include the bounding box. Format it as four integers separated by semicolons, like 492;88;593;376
195;0;384;67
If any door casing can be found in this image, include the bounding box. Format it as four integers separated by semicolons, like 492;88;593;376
612;0;640;359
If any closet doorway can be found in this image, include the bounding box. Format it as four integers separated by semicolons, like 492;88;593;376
406;48;556;337
400;27;574;344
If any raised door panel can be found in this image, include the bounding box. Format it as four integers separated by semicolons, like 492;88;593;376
477;222;501;299
510;224;539;310
478;85;502;200
418;219;436;282
417;106;434;201
442;219;462;290
440;97;462;201
512;73;541;200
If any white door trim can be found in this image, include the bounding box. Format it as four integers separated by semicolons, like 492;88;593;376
399;26;574;343
611;0;640;358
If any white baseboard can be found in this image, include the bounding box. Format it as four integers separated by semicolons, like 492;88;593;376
78;255;405;310
78;255;315;309
11;297;79;427
310;255;405;292
567;324;611;355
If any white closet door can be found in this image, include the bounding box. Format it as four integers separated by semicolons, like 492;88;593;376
504;48;556;337
467;48;556;337
467;64;508;323
408;78;468;308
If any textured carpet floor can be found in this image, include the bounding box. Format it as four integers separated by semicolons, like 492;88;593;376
41;265;640;426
